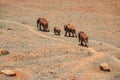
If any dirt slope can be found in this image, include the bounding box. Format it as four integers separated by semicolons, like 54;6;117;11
0;0;120;80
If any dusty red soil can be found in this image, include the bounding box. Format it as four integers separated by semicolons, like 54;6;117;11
0;0;120;80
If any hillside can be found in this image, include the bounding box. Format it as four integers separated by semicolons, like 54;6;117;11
0;0;120;80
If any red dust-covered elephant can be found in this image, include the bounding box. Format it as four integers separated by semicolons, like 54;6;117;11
37;18;49;32
54;27;61;35
78;31;89;47
64;24;77;37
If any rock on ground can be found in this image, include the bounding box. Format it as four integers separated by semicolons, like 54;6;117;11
100;63;111;72
0;49;9;56
0;69;16;76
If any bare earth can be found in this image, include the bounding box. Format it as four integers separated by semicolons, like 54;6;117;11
0;0;120;80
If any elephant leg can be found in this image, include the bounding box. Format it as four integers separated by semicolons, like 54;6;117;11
45;24;49;32
81;40;84;46
40;24;42;30
54;29;56;34
37;23;39;28
72;32;74;37
46;27;48;32
79;37;81;43
84;41;87;46
56;31;58;35
54;30;55;34
69;32;71;37
44;26;46;31
75;32;77;37
65;31;67;36
45;27;47;31
57;32;59;35
58;32;60;35
86;37;88;43
85;40;89;47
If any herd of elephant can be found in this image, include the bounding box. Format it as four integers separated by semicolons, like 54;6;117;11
37;18;89;47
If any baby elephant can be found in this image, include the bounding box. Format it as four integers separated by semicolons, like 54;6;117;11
78;31;89;47
37;18;49;32
54;27;61;35
64;24;77;37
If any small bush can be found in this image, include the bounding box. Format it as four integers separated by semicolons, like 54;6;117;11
87;51;93;56
7;27;13;30
0;23;4;29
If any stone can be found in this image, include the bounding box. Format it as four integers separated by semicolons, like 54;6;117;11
100;63;111;72
0;49;9;56
0;69;16;76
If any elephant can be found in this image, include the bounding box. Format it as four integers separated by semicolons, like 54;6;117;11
54;27;61;35
64;24;77;37
37;18;49;32
78;31;89;47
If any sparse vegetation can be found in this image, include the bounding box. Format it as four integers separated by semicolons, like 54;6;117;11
87;51;94;56
0;23;4;29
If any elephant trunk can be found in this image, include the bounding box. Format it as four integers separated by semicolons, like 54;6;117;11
78;33;80;42
37;19;39;28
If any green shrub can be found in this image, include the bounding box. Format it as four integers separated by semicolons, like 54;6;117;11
87;51;93;56
0;23;4;29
